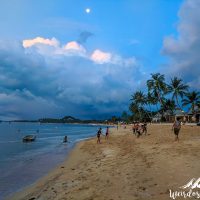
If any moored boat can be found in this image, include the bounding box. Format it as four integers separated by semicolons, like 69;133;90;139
23;135;36;142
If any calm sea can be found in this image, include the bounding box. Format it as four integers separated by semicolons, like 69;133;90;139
0;122;107;199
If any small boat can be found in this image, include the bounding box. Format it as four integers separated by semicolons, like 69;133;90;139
23;135;36;142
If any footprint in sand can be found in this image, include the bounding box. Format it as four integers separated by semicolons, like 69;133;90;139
138;186;146;191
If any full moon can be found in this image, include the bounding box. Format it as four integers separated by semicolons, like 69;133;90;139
85;8;91;14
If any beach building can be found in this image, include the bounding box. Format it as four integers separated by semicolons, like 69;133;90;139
165;108;200;123
174;109;186;121
152;109;198;123
163;110;174;122
152;113;162;123
165;109;190;122
187;107;200;122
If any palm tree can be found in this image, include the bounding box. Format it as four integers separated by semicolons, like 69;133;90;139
146;92;158;110
121;111;129;122
168;77;188;109
197;102;200;110
161;99;176;114
130;91;146;106
129;102;140;120
159;99;176;121
147;73;168;108
182;91;200;114
130;91;146;120
146;92;158;121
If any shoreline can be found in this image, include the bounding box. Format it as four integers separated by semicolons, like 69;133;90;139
1;123;109;199
7;138;94;200
8;124;200;200
5;136;94;200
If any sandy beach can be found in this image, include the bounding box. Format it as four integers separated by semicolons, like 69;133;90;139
8;124;200;200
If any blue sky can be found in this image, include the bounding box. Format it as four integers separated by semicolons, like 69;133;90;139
0;0;199;120
0;0;182;68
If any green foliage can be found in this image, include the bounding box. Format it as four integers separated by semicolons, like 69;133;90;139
121;111;129;122
160;99;176;114
168;77;189;109
182;91;200;114
129;73;199;122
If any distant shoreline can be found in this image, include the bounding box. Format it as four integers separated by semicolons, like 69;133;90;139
1;118;110;124
1;121;113;127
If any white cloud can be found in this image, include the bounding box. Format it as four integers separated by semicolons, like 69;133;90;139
64;41;85;52
23;37;87;57
23;37;59;48
22;36;136;66
162;0;200;88
90;49;111;64
90;49;137;66
62;41;86;56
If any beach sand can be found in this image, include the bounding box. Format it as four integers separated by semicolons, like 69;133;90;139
8;124;200;200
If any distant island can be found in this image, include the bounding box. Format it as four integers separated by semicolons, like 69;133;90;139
8;115;120;124
39;116;82;123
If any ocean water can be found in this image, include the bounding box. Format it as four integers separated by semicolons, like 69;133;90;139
0;122;107;199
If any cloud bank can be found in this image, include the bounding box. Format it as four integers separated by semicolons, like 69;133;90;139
162;0;200;88
0;37;142;120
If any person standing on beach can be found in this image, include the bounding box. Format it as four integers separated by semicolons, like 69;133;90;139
142;122;147;135
135;122;139;137
105;127;109;140
172;118;181;141
97;128;102;144
139;123;144;138
132;122;136;135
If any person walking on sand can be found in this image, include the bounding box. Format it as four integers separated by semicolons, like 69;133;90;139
136;123;143;138
172;117;181;141
105;127;109;140
135;122;139;136
142;122;147;135
97;128;102;144
132;122;136;135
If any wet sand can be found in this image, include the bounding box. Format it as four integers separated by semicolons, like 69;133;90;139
8;124;200;200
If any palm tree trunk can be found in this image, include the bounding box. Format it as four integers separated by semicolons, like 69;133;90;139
148;104;153;122
158;93;167;121
138;107;142;121
175;95;182;110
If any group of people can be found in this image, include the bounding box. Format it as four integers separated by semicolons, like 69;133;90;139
97;127;109;144
96;117;182;144
131;118;182;141
132;122;147;138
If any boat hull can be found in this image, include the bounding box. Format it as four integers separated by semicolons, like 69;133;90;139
23;135;36;142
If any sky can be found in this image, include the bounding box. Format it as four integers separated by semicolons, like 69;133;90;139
0;0;199;120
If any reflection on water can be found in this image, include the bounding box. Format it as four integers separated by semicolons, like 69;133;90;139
0;122;106;199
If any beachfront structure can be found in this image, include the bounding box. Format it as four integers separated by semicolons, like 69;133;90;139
163;110;173;122
164;109;195;123
174;109;186;121
152;108;200;123
187;107;200;122
152;113;162;123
